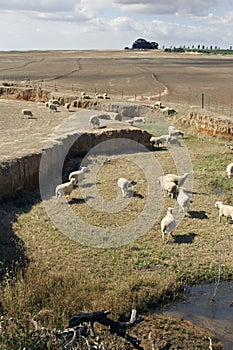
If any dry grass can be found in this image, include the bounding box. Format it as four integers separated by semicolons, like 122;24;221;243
0;122;232;348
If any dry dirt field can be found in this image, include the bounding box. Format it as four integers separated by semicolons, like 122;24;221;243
1;49;233;162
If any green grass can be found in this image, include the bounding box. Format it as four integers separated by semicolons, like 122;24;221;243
0;128;232;348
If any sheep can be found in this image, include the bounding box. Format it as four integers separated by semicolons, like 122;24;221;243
157;176;178;198
103;92;110;99
177;187;190;215
161;207;176;242
49;104;57;112
64;102;71;111
168;125;184;138
133;117;145;124
161;107;177;116
49;98;60;106
226;162;233;178
225;144;233;151
80;91;86;98
44;101;49;108
214;201;233;223
95;92;103;99
68;166;87;185
125;119;134;126
117;178;137;198
89;115;100;129
164;172;189;187
21;109;33;118
55;178;76;199
150;135;170;148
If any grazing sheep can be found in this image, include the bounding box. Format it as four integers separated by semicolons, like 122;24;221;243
49;104;57;112
168;125;184;138
133;117;145;124
21;109;33;118
68;166;87;185
117;178;137;198
164;173;189;187
49;99;60;106
80;91;86;98
150;135;170;148
225;144;233;151
89;115;100;129
226;162;233;178
154;101;162;108
161;207;176;242
162;107;177;116
214;201;233;223
55;178;76;199
177;187;190;215
157;176;178;198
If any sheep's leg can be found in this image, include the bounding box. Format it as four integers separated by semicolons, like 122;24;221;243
219;214;222;223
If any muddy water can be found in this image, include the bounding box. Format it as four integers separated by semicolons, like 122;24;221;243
157;282;233;349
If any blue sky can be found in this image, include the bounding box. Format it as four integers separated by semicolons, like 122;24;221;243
1;0;233;50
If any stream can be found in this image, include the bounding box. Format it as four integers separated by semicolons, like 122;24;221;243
156;282;233;349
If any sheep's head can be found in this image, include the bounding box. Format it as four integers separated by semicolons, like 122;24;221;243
215;201;223;208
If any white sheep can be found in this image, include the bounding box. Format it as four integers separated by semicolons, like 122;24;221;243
95;92;103;99
55;178;76;199
168;125;184;138
89;115;100;129
117;178;137;198
68;166;87;185
21;109;33;118
161;207;176;242
177;187;190;215
164;173;189;187
150;135;170;148
214;201;233;223
226;162;233;178
80;91;86;98
103;92;110;99
157;176;178;198
49;98;60;106
133;117;145;124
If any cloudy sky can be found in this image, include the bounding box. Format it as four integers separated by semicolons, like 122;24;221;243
1;0;233;50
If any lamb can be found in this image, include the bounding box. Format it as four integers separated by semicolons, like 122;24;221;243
157;176;178;198
164;172;189;187
133;117;145;124
161;207;176;242
226;162;233;178
68;166;87;185
177;187;190;215
89;115;100;129
168;125;184;138
55;178;76;199
150;135;170;148
21;109;33;118
117;177;137;198
214;201;233;223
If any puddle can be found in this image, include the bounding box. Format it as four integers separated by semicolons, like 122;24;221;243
157;282;233;349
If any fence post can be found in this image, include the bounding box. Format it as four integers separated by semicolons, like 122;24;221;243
201;93;204;109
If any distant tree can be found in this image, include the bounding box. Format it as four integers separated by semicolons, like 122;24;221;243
210;45;213;50
192;45;194;49
132;38;159;50
230;46;232;50
197;44;200;49
215;45;218;50
202;45;205;49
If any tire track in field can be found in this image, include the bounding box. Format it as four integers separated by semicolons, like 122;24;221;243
45;58;82;82
0;58;45;72
133;65;169;100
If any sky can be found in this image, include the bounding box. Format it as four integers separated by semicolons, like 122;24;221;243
1;0;233;50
